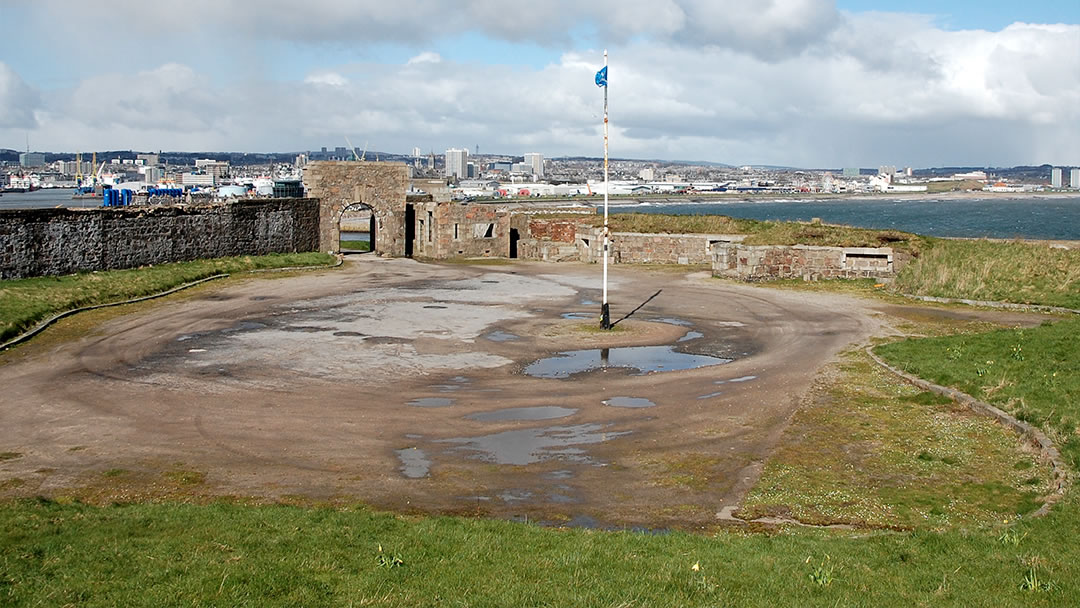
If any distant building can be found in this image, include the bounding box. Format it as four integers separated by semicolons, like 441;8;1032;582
136;153;160;166
195;159;230;180
273;180;304;198
878;165;896;177
144;167;164;183
1051;167;1062;188
19;152;45;167
842;167;860;177
638;167;655;181
524;152;544;178
1071;168;1080;189
412;147;421;158
445;148;468;179
182;172;215;187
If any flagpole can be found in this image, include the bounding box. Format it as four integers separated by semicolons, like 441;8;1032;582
601;49;611;330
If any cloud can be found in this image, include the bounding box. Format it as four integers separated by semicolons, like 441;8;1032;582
0;62;40;129
3;4;1077;166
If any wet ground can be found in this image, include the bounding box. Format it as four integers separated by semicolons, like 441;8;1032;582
0;258;1054;529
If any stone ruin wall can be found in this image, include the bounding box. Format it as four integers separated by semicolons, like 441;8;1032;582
712;244;907;281
0;198;320;280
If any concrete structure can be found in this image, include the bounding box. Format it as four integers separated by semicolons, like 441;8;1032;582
712;244;905;281
19;152;45;167
0;199;319;280
1071;168;1080;189
137;153;160;166
445;148;468;179
524;153;544;178
302;161;410;256
1052;167;1063;188
182;172;215;186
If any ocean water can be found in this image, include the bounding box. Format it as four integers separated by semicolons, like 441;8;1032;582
606;197;1080;240
4;189;1079;240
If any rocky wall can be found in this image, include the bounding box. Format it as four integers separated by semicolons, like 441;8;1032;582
0;198;320;279
713;244;902;281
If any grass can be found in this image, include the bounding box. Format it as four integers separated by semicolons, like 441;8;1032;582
0;252;334;343
2;494;1077;607
875;318;1080;470
339;239;371;251
925;180;986;193
539;212;929;254
893;239;1080;309
740;351;1052;528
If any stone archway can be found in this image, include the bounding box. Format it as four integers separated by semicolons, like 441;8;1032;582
302;161;409;256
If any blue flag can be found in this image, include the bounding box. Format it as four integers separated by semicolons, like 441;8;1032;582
595;66;607;87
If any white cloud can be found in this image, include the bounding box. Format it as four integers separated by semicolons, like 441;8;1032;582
2;3;1077;166
0;62;40;129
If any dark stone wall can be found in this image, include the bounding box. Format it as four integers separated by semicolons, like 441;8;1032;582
0;198;320;279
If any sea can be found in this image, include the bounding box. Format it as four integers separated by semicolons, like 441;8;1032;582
4;189;1079;241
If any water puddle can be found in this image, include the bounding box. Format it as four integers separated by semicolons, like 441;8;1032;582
466;406;578;422
408;397;455;408
561;312;593;320
436;423;630;465
602;397;656;408
677;331;704;343
395;447;431;478
652;317;693;326
580;299;598;306
282;325;334;333
333;331;366;337
484;330;520;342
697;391;725;400
423;305;448;309
715;375;757;385
498;490;533;502
524;346;731;379
222;321;268;333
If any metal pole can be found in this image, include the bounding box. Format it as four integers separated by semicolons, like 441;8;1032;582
601;49;611;330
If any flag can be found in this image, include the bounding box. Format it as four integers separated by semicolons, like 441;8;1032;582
595;66;607;88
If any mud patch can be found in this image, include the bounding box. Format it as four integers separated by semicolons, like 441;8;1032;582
436;424;630;465
484;330;519;342
408;397;455;408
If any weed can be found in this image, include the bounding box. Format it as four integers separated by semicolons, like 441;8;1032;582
375;544;404;569
1020;566;1054;592
0;452;22;461
806;554;837;587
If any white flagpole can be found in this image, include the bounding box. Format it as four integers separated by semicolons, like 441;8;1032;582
601;49;611;330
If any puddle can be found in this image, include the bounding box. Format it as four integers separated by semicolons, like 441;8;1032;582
602;397;656;408
548;493;578;504
249;295;277;301
561;312;593;320
677;331;704;343
436;423;630;465
333;331;365;337
466;406;578;422
697;391;725;399
524;346;731;379
222;321;268;333
484;330;520;342
498;490;533;502
408;397;455;408
545;470;575;480
423;305;448;309
715;375;757;385
580;299;598;306
282;325;334;333
652;317;693;326
395;447;431;478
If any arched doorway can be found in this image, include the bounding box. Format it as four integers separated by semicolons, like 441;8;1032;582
338;202;376;254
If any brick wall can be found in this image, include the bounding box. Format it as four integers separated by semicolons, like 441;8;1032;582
712;244;904;281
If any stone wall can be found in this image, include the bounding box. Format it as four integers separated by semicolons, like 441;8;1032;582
410;201;511;259
302;161;409;256
577;228;747;265
713;244;904;281
0;198;319;279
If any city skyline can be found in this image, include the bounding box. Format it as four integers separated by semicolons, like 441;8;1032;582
0;1;1077;167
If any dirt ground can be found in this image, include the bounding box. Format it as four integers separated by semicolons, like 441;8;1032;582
0;256;1053;529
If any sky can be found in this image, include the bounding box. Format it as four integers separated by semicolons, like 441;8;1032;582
0;0;1077;168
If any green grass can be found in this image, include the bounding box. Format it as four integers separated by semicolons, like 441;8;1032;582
339;240;371;251
875;318;1080;470
537;212;928;254
740;351;1052;528
1;495;1076;607
0;252;334;343
893;239;1080;309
